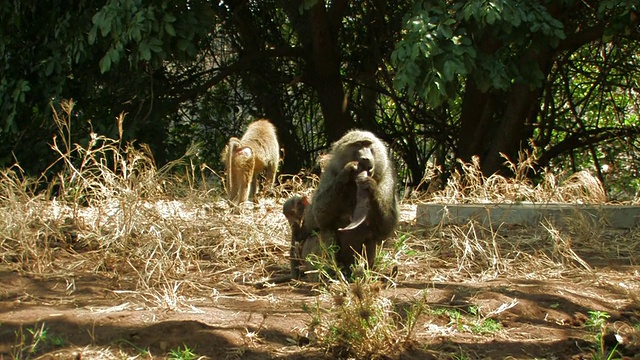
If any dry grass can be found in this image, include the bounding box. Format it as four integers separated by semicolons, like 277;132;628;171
1;102;627;292
304;265;425;359
1;100;638;359
0;100;302;310
395;152;638;284
419;154;608;204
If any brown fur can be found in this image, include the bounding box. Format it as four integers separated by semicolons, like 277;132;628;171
283;195;320;280
303;130;398;272
221;119;279;204
283;195;309;229
252;195;319;287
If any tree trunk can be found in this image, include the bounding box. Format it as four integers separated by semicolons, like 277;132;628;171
482;83;538;176
457;82;541;177
457;48;551;177
305;1;353;142
456;80;496;165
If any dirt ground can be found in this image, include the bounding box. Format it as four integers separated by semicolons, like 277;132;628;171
1;204;639;360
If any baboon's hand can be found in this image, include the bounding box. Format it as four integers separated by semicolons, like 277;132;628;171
338;161;361;183
344;161;360;174
356;171;377;192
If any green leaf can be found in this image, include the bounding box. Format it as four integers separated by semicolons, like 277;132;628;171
439;24;453;39
165;23;176;36
442;60;455;81
163;13;177;23
23;82;32;93
45;61;55;76
88;27;97;44
99;15;112;36
139;42;151;61
177;38;190;51
299;0;318;15
132;27;142;42
92;10;104;27
149;38;163;52
99;54;111;73
108;48;120;64
510;11;522;27
486;11;497;25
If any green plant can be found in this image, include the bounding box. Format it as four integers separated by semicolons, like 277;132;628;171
585;310;621;360
305;238;341;281
392;232;417;257
431;307;465;331
168;344;200;360
303;253;425;359
468;305;503;334
471;317;502;334
114;339;150;357
12;323;64;359
451;348;471;360
428;304;505;335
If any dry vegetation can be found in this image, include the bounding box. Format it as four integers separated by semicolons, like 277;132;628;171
0;101;639;359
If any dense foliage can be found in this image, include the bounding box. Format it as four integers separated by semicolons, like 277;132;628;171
1;0;638;199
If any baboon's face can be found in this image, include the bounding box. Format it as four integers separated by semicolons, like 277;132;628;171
346;140;375;176
283;196;309;226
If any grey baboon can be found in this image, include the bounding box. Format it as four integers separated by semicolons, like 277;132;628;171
303;129;398;273
221;119;279;204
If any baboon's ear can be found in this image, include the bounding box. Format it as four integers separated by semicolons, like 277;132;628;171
236;147;253;157
301;196;311;206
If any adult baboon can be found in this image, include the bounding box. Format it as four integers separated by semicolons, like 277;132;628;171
303;129;398;273
221;119;279;204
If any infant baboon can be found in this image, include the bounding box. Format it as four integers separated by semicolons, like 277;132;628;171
303;129;398;273
283;195;320;280
283;195;310;229
253;195;319;288
221;119;279;204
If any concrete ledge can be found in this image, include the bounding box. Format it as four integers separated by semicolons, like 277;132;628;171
416;203;640;229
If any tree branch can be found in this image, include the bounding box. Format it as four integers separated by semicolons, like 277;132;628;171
537;126;640;168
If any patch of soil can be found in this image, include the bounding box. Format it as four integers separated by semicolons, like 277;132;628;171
1;265;639;359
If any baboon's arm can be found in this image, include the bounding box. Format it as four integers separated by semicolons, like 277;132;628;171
366;174;399;238
306;163;358;230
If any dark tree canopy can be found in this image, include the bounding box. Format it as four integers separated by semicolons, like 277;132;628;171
1;0;639;198
394;0;639;178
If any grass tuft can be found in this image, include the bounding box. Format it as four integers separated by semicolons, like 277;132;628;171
303;254;425;359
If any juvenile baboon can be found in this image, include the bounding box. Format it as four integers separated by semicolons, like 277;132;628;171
221;119;279;204
283;195;310;229
253;195;319;288
303;129;398;273
283;195;319;280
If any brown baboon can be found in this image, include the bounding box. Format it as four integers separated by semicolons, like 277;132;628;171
253;195;319;288
221;119;279;204
282;195;318;280
303;129;398;273
283;195;310;229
